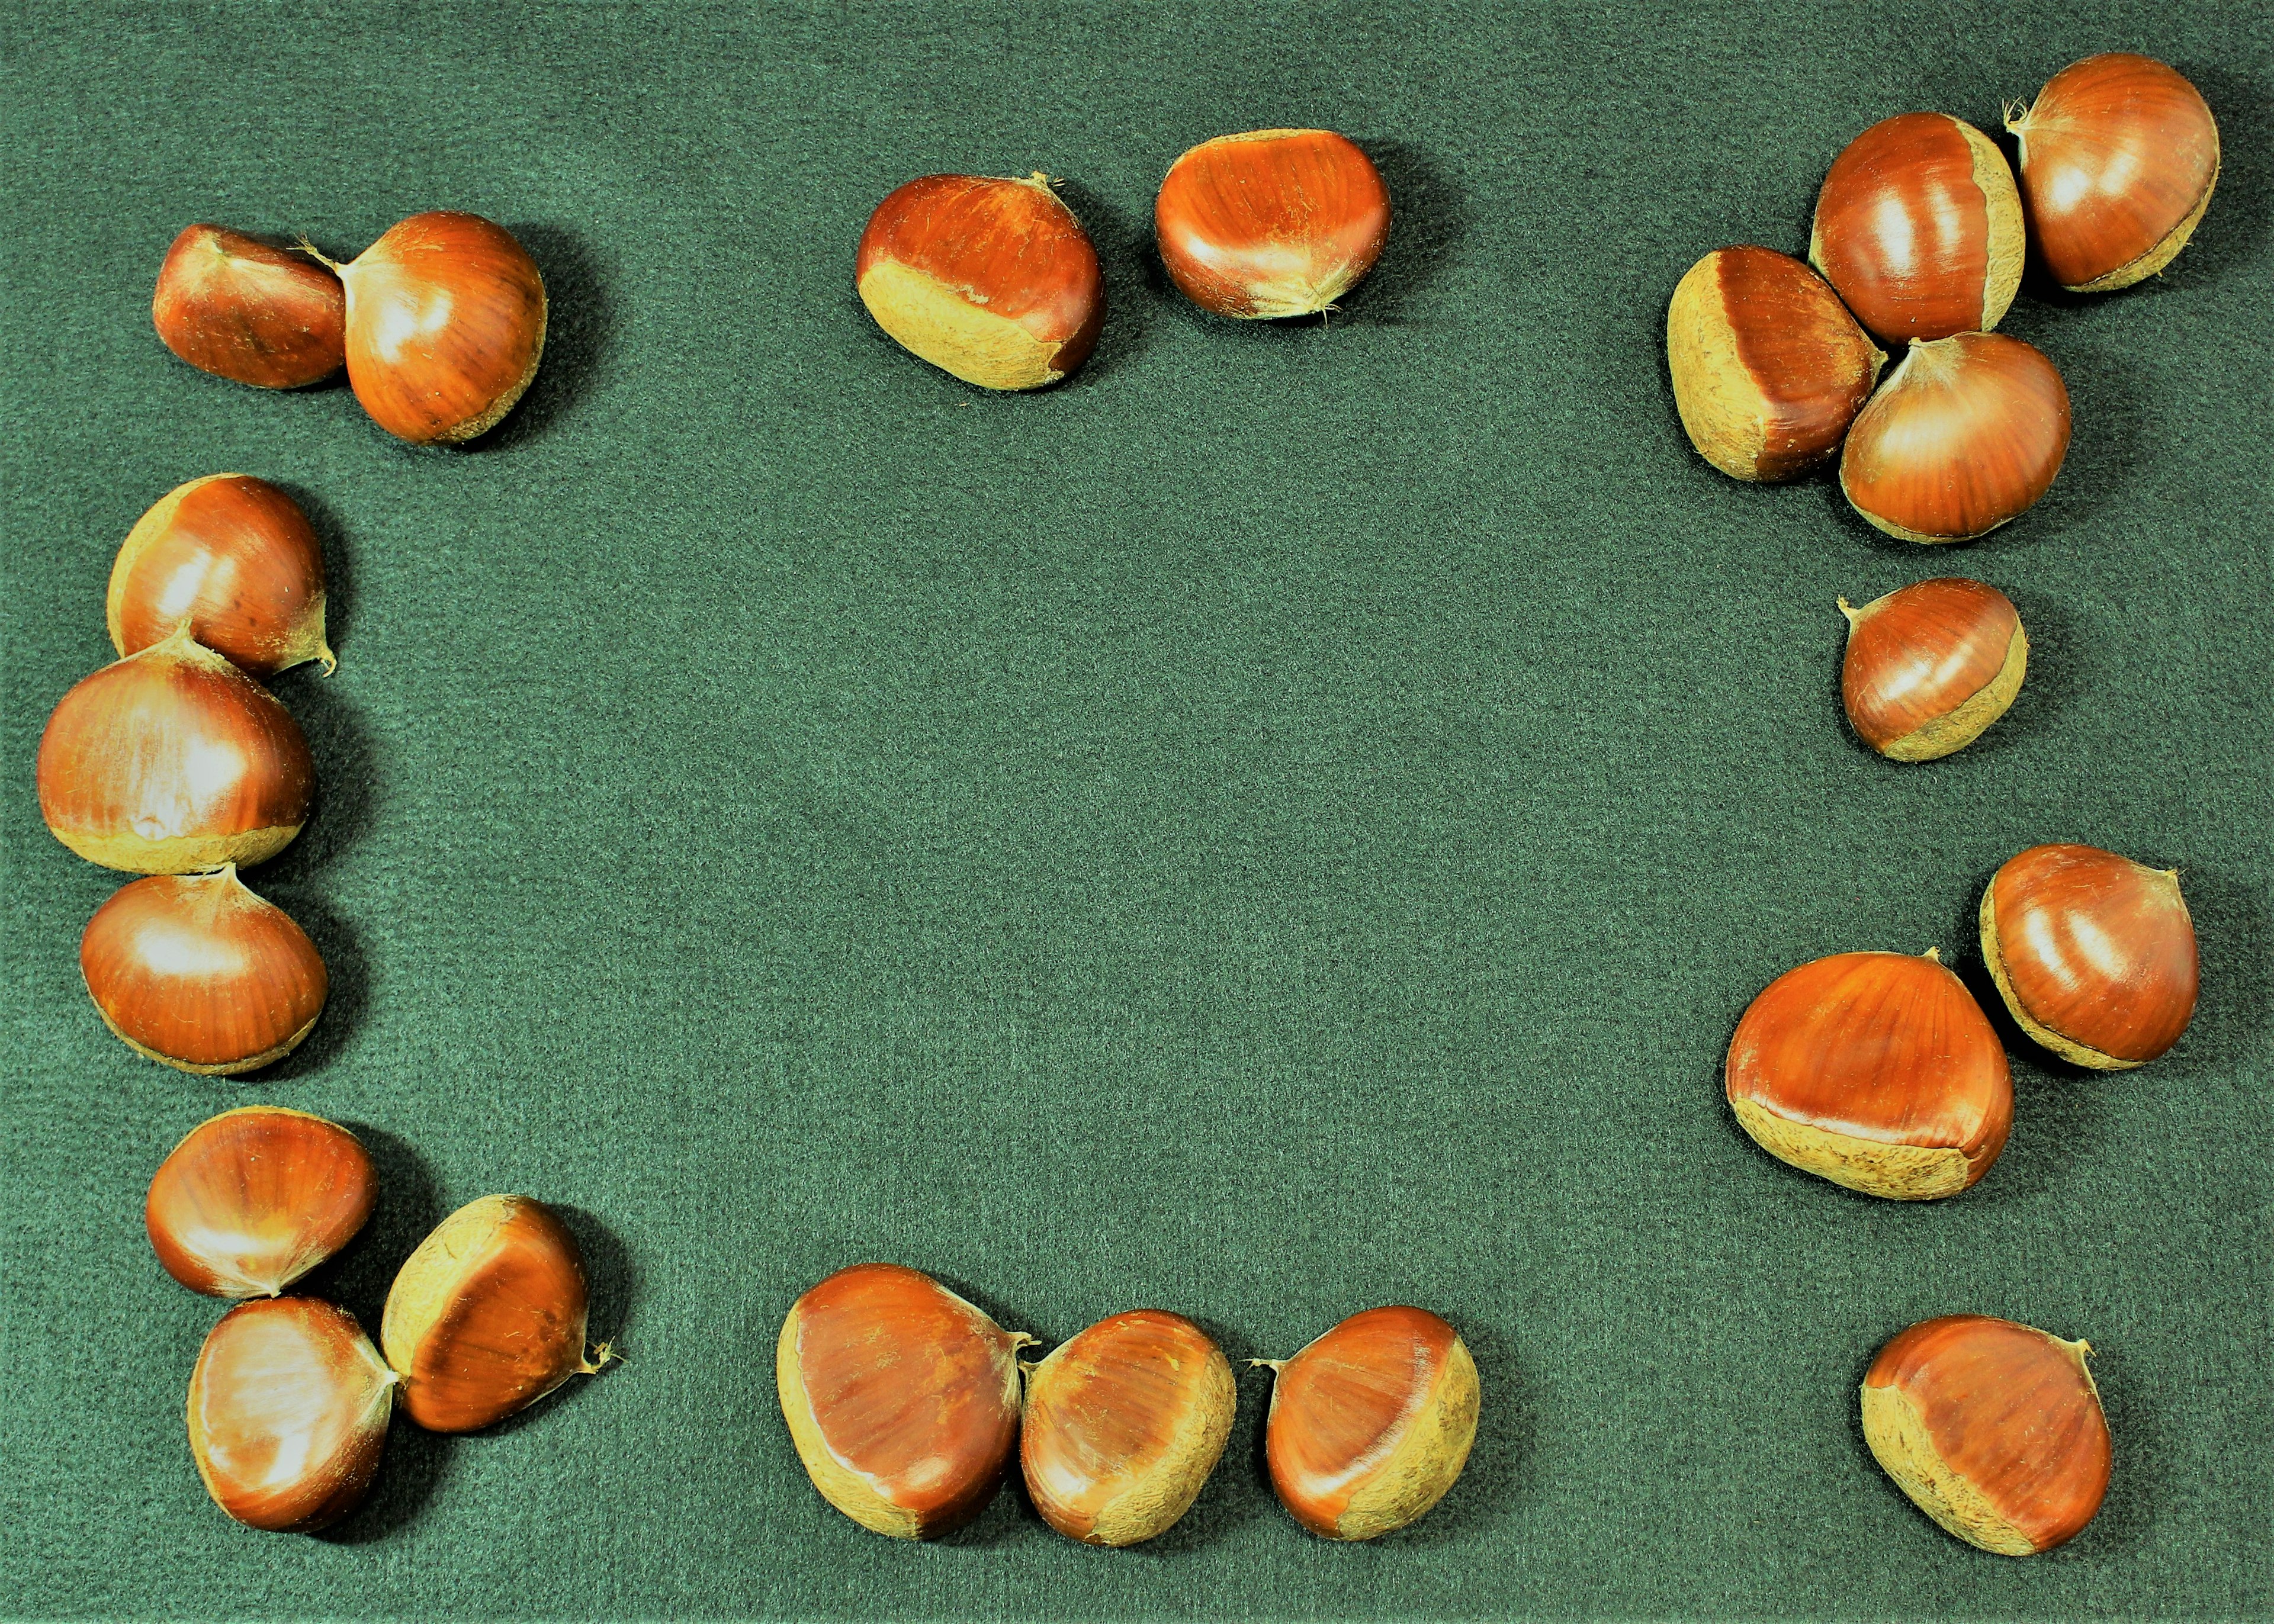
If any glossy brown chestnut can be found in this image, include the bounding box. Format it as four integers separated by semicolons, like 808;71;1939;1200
1810;112;2024;345
1668;246;1886;481
1839;579;2028;760
1155;129;1390;320
83;866;327;1075
1981;844;2199;1069
382;1194;605;1432
36;626;314;873
188;1296;396;1532
315;212;545;443
1726;949;2011;1199
2006;54;2220;292
776;1262;1033;1538
1021;1308;1236;1546
1840;333;2069;542
152;224;345;389
856;173;1104;391
1862;1314;2110;1555
108;474;332;677
146;1106;372;1296
1258;1305;1479;1541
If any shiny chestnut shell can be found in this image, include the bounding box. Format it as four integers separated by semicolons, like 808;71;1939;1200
108;474;332;677
1154;129;1390;319
152;224;345;389
1839;579;2028;761
146;1107;373;1297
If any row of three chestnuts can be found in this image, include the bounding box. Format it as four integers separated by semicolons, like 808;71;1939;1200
1727;844;2199;1200
778;1263;1478;1545
859;127;1390;390
152;1107;608;1531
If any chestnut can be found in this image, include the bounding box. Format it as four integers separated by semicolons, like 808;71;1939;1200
2006;54;2220;292
1810;112;2024;345
1980;844;2199;1069
1839;579;2028;760
36;626;314;874
1257;1305;1479;1540
1154;129;1390;320
82;867;327;1075
1020;1308;1235;1546
856;173;1105;391
381;1194;606;1432
187;1296;396;1532
776;1262;1033;1538
146;1107;373;1297
152;224;345;390
1726;949;2011;1199
1839;333;2070;542
1668;246;1885;481
1862;1314;2110;1555
108;474;332;678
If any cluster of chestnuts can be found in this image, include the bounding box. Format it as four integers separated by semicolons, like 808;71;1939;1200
778;1263;1478;1546
856;128;1392;390
149;1106;609;1532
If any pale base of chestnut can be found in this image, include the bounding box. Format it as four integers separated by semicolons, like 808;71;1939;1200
1874;621;2029;761
53;822;303;876
774;1310;922;1539
1220;265;1361;321
857;260;1070;391
95;993;323;1076
1967;121;2026;333
1978;889;2142;1069
435;292;547;443
1730;1096;1974;1199
1862;1381;2039;1554
1316;1337;1480;1541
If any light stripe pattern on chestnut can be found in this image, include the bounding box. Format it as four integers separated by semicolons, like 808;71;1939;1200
146;1107;374;1298
1839;579;2027;760
108;474;332;677
152;224;345;389
1154;130;1389;320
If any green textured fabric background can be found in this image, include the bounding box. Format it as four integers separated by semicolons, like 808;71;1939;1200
2;2;2269;1619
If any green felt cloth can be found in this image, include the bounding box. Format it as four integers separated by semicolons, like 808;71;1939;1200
2;2;2269;1618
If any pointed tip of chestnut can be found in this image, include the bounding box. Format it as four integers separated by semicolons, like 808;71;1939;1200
107;474;332;679
153;224;346;390
146;1106;372;1295
1840;578;2027;760
1155;128;1389;320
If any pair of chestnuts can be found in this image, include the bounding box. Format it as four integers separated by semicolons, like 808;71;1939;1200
856;127;1390;390
150;1107;608;1532
777;1263;1478;1545
1727;844;2199;1200
153;211;546;443
1671;54;2217;539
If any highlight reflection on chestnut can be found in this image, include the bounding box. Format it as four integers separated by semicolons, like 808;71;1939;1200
1839;579;2027;761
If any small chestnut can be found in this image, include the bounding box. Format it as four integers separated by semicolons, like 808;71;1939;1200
1257;1305;1479;1541
108;474;333;678
1839;579;2027;760
1668;246;1885;481
152;224;345;390
1810;112;2025;345
2006;54;2220;292
381;1194;606;1432
1839;333;2070;542
776;1262;1033;1538
856;173;1105;391
1154;129;1390;320
187;1296;396;1533
1726;948;2011;1199
146;1106;373;1297
1862;1314;2110;1555
1980;844;2199;1069
1020;1308;1236;1546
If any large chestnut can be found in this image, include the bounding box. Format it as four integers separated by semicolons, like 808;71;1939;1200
776;1262;1033;1538
381;1194;604;1432
1726;949;2011;1199
1154;129;1390;320
1839;578;2027;761
187;1296;396;1532
1980;844;2198;1069
2006;54;2220;292
36;626;314;873
856;173;1104;391
1840;333;2069;542
146;1106;373;1297
1810;112;2024;345
1020;1308;1236;1546
1862;1314;2110;1555
152;224;345;389
108;474;332;677
1258;1305;1479;1541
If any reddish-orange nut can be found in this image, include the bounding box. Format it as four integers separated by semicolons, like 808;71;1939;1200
1260;1305;1479;1540
146;1106;372;1296
152;224;345;389
776;1262;1032;1538
1862;1314;2111;1555
108;474;332;678
1981;844;2199;1069
1810;112;2024;345
1839;579;2028;760
1155;129;1389;320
